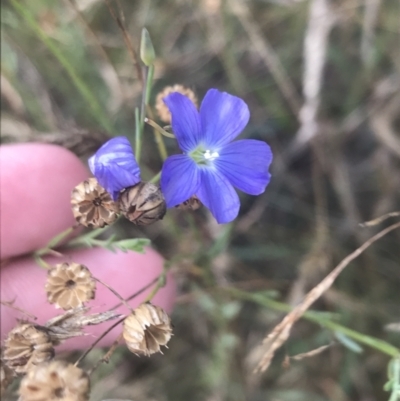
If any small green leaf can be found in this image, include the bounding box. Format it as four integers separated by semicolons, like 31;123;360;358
335;331;364;354
111;238;151;254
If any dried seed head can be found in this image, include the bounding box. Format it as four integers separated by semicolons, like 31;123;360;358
19;361;90;401
118;182;166;226
45;263;96;310
3;324;54;375
123;303;172;356
1;360;14;396
71;178;119;228
176;195;202;211
155;84;198;123
45;307;122;344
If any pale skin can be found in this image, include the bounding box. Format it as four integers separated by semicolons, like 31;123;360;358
0;143;176;349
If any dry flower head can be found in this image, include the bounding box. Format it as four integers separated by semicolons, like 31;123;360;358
19;361;90;401
45;263;96;310
118;182;166;225
123;303;172;356
45;306;122;344
155;84;198;123
71;177;119;228
3;324;54;375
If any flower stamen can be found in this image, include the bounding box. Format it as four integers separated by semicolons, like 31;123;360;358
204;149;219;161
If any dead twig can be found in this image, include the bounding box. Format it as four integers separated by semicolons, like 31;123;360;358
360;211;400;227
104;0;143;85
254;221;400;373
229;0;302;117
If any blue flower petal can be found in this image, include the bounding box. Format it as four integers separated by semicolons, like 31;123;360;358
88;136;141;200
164;93;201;152
196;168;240;224
200;89;250;149
215;139;272;195
161;154;200;208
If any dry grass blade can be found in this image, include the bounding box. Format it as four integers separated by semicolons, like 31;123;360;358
0;300;37;320
289;342;334;361
360;211;400;227
254;221;400;373
229;0;301;117
104;0;143;85
296;0;336;145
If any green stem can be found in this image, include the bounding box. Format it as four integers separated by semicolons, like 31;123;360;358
144;118;175;138
143;267;167;303
9;0;113;133
224;287;400;358
135;107;141;163
149;171;161;184
35;226;75;256
145;65;154;105
34;254;51;269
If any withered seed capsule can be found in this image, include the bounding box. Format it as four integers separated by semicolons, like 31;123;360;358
45;263;96;310
123;303;172;356
155;84;198;124
71;177;119;228
118;182;166;226
1;361;14;396
19;361;90;401
3;324;54;375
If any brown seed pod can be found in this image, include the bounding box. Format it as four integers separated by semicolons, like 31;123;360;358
19;360;90;401
1;360;14;396
71;177;119;228
155;84;198;124
45;263;96;310
123;303;172;356
118;182;166;226
176;195;202;211
3;324;54;375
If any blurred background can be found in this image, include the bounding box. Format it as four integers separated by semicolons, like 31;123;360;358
1;0;400;400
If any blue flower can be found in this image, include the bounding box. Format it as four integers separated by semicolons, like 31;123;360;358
161;88;273;224
88;136;141;200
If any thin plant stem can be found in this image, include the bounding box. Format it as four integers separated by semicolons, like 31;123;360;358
104;0;143;85
146;109;169;160
145;117;175;138
74;317;125;367
149;171;161;184
35;226;76;257
94;277;134;313
135;107;141;162
143;269;167;303
145;65;155;105
87;333;123;376
33;254;52;269
110;276;159;310
139;66;148;142
0;301;37;320
9;0;113;133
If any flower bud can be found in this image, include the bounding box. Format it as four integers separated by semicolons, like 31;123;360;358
3;324;54;375
118;182;166;225
71;178;119;228
45;263;96;310
140;28;156;66
19;361;90;401
123;303;172;356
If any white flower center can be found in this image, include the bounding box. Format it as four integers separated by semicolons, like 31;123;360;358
204;150;219;161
